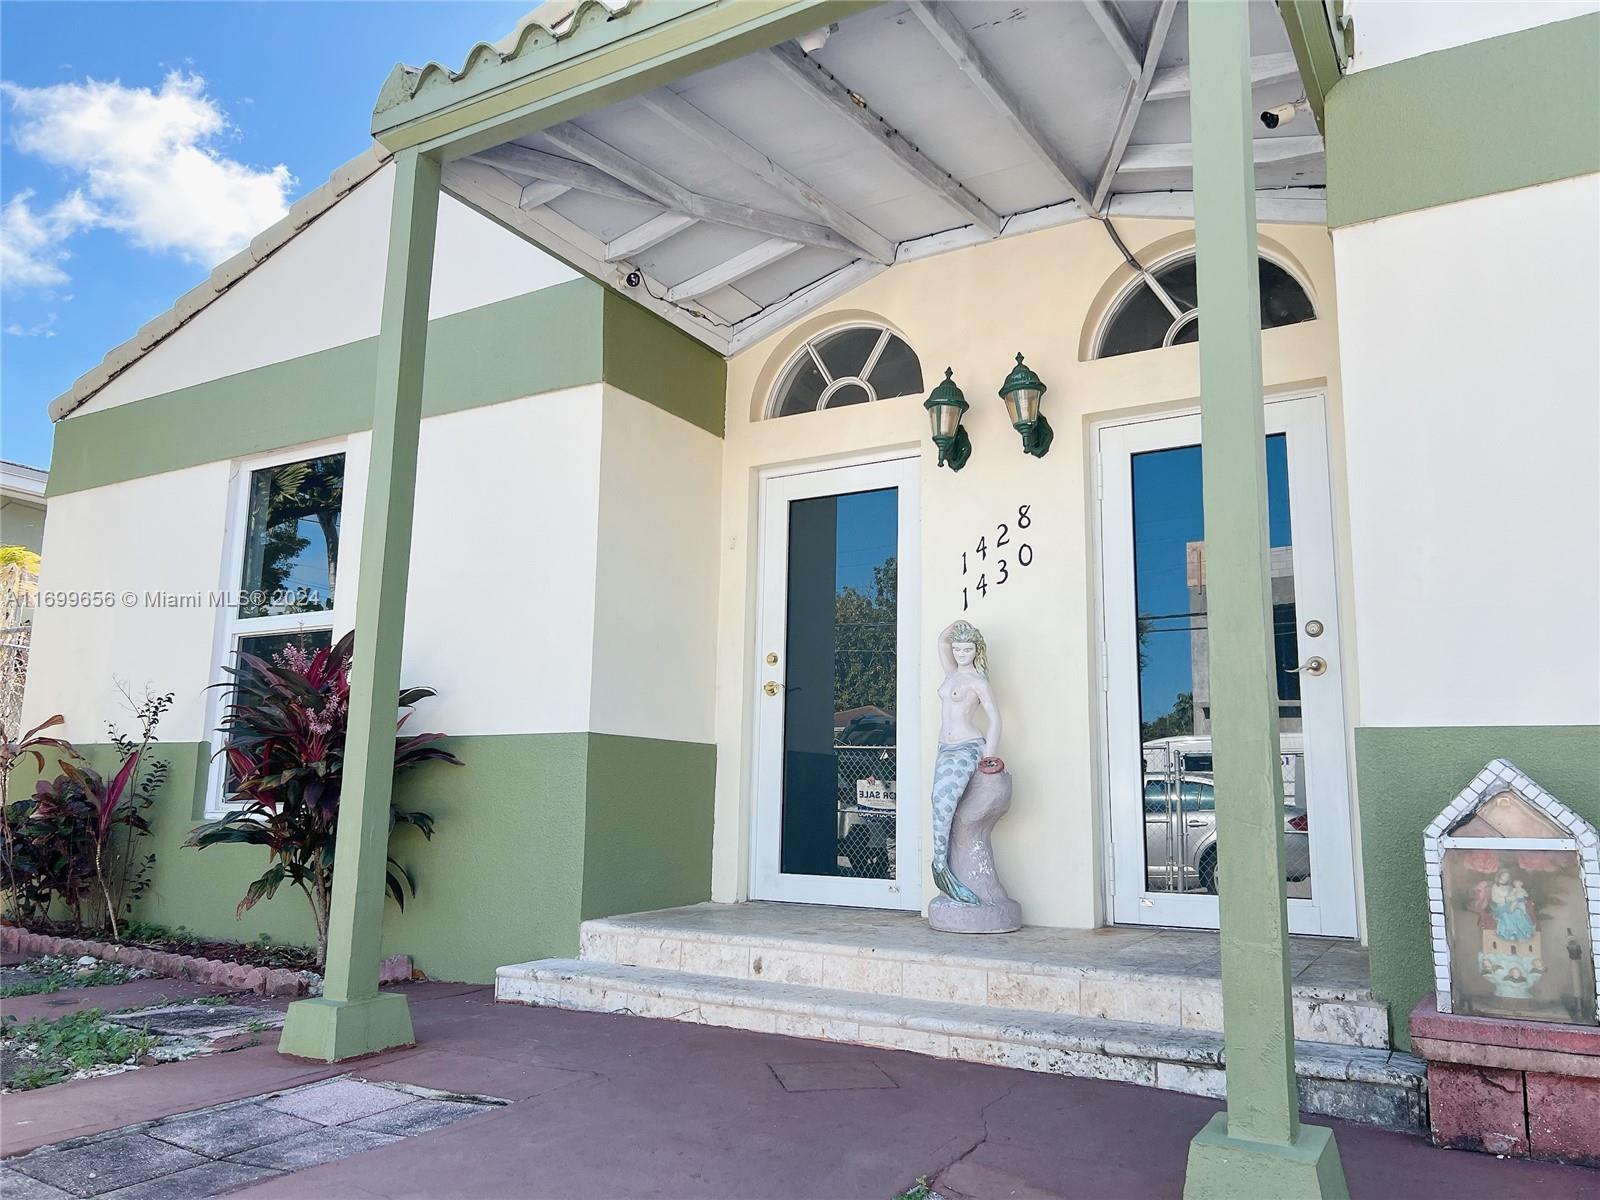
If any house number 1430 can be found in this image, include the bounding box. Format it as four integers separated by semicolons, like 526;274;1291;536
962;505;1033;610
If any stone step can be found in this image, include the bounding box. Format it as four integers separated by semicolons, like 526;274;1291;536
578;913;1391;1049
496;959;1427;1132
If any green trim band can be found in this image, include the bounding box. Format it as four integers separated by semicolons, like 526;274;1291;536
1276;0;1341;133
1354;723;1600;1050
27;731;714;984
1327;14;1600;228
49;281;724;497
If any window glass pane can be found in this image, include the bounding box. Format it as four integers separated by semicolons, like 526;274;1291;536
775;355;828;416
781;488;898;880
1098;284;1172;358
865;336;923;399
1153;258;1199;311
825;383;873;409
224;628;334;795
239;454;344;617
1133;435;1307;897
815;327;881;381
1260;259;1316;329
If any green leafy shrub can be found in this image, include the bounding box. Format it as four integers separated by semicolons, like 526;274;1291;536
188;631;460;969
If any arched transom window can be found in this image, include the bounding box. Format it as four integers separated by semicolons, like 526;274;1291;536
1094;255;1316;359
768;325;924;418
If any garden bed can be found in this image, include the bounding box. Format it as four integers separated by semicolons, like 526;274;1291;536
0;924;411;997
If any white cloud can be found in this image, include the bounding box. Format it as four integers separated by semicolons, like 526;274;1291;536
0;71;294;290
4;312;60;338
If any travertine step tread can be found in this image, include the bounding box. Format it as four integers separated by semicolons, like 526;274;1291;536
498;958;1423;1087
582;908;1380;1004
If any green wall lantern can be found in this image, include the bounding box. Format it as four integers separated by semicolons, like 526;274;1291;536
925;367;972;471
998;353;1053;458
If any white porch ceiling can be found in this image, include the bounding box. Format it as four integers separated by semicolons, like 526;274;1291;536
443;1;1323;355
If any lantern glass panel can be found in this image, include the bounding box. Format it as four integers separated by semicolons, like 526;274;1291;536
929;404;963;439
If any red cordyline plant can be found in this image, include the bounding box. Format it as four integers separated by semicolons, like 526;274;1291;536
187;631;460;970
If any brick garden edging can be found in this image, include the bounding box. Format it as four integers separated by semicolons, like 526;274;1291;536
1;926;413;998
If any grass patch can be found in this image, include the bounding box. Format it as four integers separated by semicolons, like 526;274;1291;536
1;1009;160;1091
893;1177;935;1200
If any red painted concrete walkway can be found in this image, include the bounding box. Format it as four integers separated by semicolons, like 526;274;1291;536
4;983;1595;1198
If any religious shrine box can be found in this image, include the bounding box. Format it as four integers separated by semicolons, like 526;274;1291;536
1411;759;1600;1166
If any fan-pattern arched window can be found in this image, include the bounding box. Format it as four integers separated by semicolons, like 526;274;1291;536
1095;255;1315;359
769;325;923;418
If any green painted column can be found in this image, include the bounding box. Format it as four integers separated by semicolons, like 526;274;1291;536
278;149;441;1062
1182;3;1348;1197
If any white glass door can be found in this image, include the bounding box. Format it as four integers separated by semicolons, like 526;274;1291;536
1098;395;1358;936
751;457;921;909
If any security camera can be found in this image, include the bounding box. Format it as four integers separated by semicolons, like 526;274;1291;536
1260;100;1306;130
624;270;643;289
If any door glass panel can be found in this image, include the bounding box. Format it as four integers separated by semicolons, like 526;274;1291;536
781;487;898;880
1131;434;1311;897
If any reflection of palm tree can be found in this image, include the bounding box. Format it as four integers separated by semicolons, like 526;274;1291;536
250;458;343;612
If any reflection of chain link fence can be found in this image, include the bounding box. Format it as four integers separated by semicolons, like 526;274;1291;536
0;557;38;737
835;745;897;880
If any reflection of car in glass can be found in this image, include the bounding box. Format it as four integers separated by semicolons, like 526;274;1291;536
1143;775;1311;893
834;713;897;879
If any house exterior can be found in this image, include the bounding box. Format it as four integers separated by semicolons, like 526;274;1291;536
20;0;1599;1184
1;462;48;556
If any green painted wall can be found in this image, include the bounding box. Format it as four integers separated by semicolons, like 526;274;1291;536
1354;724;1600;1049
23;732;713;983
581;733;718;921
49;279;725;497
601;290;726;438
1326;13;1600;228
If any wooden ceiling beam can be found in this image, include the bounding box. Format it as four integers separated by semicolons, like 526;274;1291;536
1116;135;1323;175
767;41;1003;237
1093;0;1180;211
665;237;805;302
541;122;861;255
1146;51;1302;102
907;1;1095;213
468;143;655;206
603;213;697;262
638;89;895;264
1084;0;1144;78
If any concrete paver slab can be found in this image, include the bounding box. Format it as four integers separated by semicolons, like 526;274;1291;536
0;1167;75;1199
97;1161;282;1200
228;1127;399;1171
145;1104;318;1156
261;1078;411;1126
108;1005;283;1039
7;1133;207;1197
346;1098;494;1137
770;1060;899;1092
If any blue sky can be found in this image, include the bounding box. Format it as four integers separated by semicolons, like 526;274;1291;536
1;1;530;470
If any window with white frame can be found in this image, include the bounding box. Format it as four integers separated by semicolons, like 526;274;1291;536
1094;254;1316;359
207;446;347;810
767;325;924;418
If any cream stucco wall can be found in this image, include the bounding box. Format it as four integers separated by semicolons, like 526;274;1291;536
710;216;1355;933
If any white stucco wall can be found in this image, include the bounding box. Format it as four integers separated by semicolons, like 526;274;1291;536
1347;1;1597;73
24;463;235;744
25;385;624;758
589;386;722;745
1334;174;1600;729
80;165;578;416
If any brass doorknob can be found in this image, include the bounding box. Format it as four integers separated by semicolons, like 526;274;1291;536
1289;656;1327;677
763;681;781;697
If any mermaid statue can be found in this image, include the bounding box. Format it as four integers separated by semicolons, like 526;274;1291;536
931;619;1002;904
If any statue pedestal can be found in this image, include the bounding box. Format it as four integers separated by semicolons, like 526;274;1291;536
929;767;1022;934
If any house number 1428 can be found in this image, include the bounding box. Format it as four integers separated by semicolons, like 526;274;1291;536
962;505;1033;610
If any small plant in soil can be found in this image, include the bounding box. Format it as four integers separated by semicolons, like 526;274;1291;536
1;1009;159;1091
0;955;151;999
188;632;460;969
